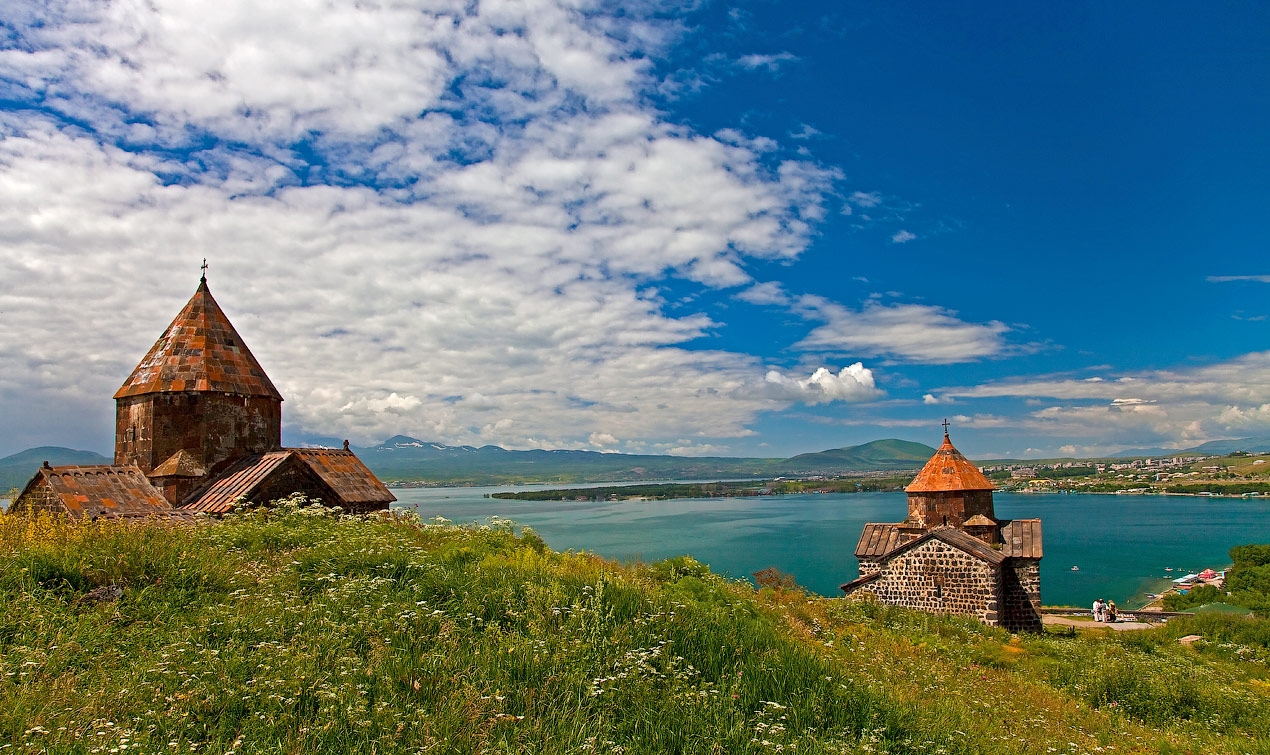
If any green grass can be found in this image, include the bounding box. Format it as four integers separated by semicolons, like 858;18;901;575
2;499;1270;753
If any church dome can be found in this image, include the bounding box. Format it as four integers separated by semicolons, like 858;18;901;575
905;433;994;493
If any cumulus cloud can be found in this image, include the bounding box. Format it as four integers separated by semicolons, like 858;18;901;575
765;364;883;404
890;229;916;244
0;0;845;455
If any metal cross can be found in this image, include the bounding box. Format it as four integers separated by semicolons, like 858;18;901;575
942;418;950;434
200;258;208;282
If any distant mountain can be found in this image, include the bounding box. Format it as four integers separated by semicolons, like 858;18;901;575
357;436;778;485
351;436;938;485
776;439;937;474
1185;436;1270;455
1110;447;1186;458
0;447;111;493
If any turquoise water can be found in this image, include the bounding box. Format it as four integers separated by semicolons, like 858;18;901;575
393;487;1270;608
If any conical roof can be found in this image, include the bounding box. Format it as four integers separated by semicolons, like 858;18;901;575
905;433;994;493
114;279;282;400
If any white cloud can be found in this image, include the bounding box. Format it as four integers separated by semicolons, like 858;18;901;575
1208;275;1270;283
890;229;916;244
0;0;845;455
734;52;797;72
935;352;1270;444
764;364;883;404
848;191;882;208
795;297;1011;363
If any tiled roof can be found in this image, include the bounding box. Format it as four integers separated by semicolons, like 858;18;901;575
180;448;394;514
964;514;997;527
905;434;995;493
115;280;282;400
854;523;907;558
839;572;881;594
150;450;206;478
181;451;293;514
291;449;396;506
999;518;1043;559
854;524;1006;566
14;465;182;519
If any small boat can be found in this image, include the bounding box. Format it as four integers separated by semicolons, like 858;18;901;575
1165;567;1174;572
1070;565;1079;571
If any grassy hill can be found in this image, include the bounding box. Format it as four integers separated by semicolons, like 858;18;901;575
2;504;1269;753
0;446;110;493
776;439;936;474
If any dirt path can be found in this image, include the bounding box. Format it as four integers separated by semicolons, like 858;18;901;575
1042;615;1154;631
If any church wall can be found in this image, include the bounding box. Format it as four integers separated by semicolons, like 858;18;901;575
116;394;281;475
905;490;995;529
1000;560;1042;633
848;539;1002;625
11;481;61;515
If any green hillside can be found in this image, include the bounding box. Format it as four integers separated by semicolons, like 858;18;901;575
0;446;110;493
3;504;1269;753
776;439;936;473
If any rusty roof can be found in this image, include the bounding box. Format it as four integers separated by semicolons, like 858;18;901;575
180;448;394;513
291;449;396;506
150;450;206;478
115;280;282;400
181;451;294;514
999;518;1043;559
905;433;995;493
13;465;181;519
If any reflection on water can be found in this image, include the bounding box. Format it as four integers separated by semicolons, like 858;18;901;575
393;486;1270;608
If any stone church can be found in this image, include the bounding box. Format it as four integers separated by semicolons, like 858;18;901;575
840;429;1043;632
12;275;395;519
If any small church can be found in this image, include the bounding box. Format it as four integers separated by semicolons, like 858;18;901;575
11;273;395;519
840;426;1043;632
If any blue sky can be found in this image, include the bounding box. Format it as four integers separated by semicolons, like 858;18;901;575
1;0;1267;460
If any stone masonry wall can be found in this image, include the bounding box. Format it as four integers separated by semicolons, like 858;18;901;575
905;490;995;529
1000;560;1042;633
116;393;281;475
851;539;1001;625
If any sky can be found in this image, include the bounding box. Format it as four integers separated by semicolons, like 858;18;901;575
1;0;1268;461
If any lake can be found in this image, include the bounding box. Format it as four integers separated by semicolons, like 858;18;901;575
392;486;1270;609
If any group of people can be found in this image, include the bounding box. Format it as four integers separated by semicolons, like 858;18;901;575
1091;598;1118;622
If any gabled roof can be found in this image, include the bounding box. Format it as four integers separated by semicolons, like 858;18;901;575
179;448;395;514
181;451;296;514
999;518;1043;559
115;279;282;400
291;449;396;506
855;523;908;558
856;524;1007;567
150;450;206;478
964;514;997;527
13;464;181;519
905;433;994;493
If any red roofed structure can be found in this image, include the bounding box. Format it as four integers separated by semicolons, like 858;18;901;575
841;428;1043;632
13;274;394;518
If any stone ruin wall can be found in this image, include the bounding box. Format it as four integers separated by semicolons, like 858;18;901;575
851;539;1001;625
1000;559;1042;633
